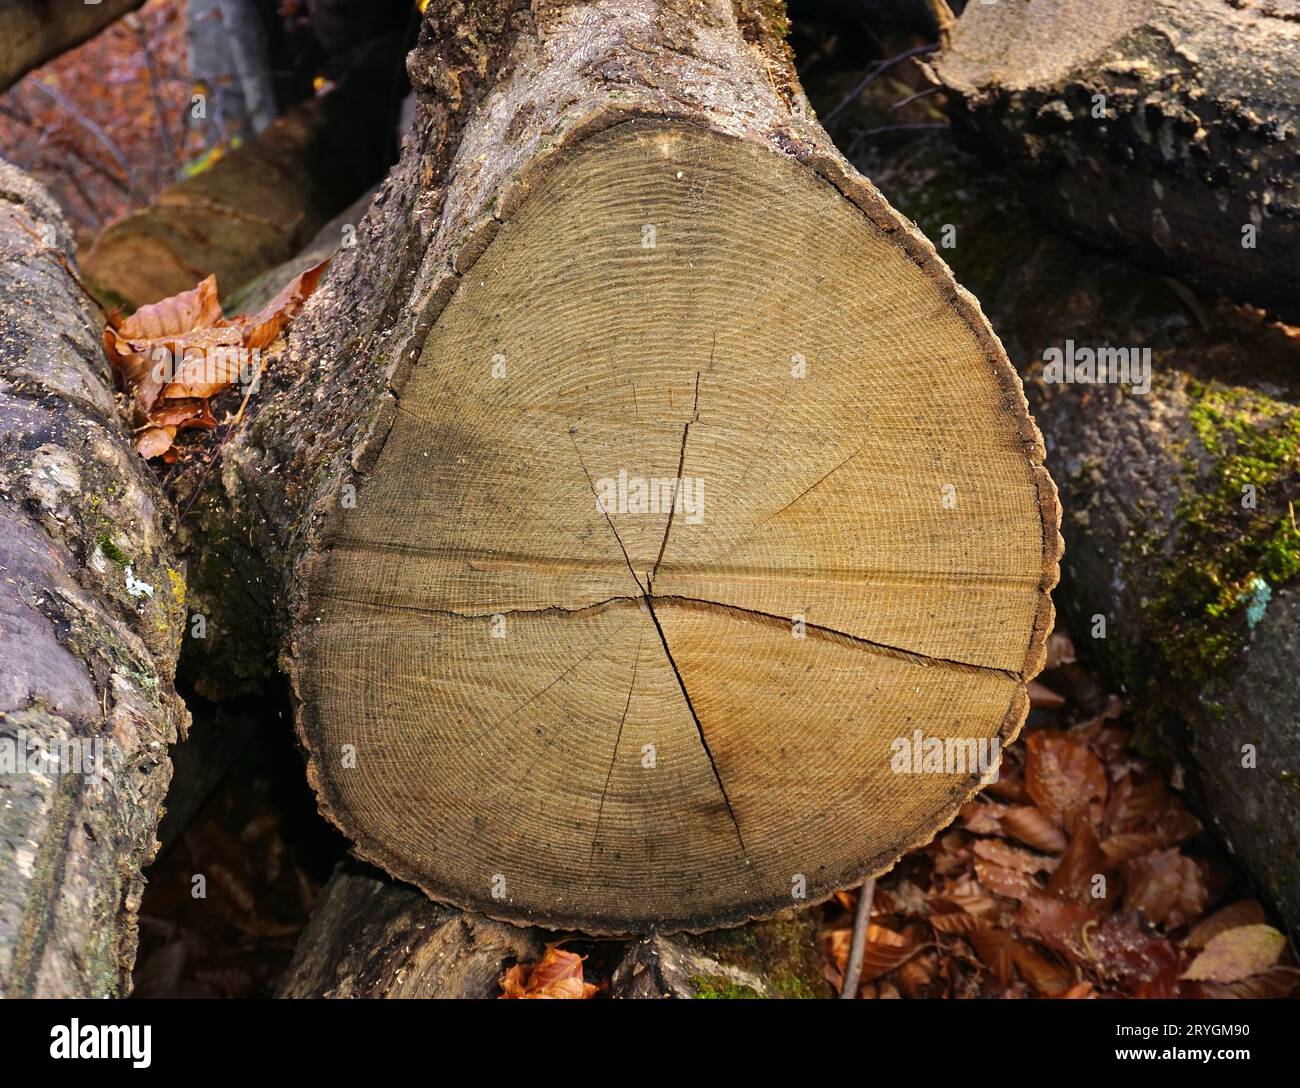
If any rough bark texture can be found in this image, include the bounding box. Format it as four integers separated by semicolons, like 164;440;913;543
277;863;545;998
279;862;832;998
0;0;145;93
80;30;407;310
0;161;188;996
865;129;1300;931
935;0;1300;324
608;914;832;997
173;0;1057;932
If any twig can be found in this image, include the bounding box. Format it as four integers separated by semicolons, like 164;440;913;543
27;80;136;198
890;86;941;112
823;44;939;126
839;876;876;999
127;12;180;184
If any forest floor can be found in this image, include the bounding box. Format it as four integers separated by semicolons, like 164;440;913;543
130;623;1298;999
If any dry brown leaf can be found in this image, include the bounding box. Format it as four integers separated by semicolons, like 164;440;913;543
1000;805;1068;853
245;259;330;351
824;923;920;989
974;837;1057;875
1195;966;1300;999
103;261;329;459
1016;892;1102;966
498;946;599;999
1185;901;1268;949
1012;942;1074;996
1182;924;1286;983
1048;817;1111;905
1087;913;1182;987
1024;730;1107;827
1027;679;1066;711
959;799;1007;836
111;274;223;339
1045;630;1077;669
1123;848;1207;930
974;857;1036;901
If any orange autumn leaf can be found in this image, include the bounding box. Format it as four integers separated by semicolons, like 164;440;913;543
499;946;599;999
102;261;329;460
824;923;920;990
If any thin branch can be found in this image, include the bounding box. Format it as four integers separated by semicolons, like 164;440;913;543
839;876;877;999
823;44;939;126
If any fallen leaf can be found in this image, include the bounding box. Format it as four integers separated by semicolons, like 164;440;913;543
499;946;599;999
103;261;329;459
1048;817;1111;904
1028;679;1066;711
824;923;920;988
1182;925;1286;983
1123;848;1207;930
973;837;1057;875
1024;731;1107;827
1185;901;1267;949
1000;805;1068;853
1195;966;1300;999
1087;913;1181;986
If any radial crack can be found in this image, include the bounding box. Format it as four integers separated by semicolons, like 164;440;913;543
571;430;647;594
649;367;702;589
588;632;644;878
641;593;752;865
654;595;1022;679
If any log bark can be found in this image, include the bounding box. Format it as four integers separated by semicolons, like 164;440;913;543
0;0;145;93
175;0;1059;934
0;161;188;996
934;0;1300;324
80;30;407;310
279;862;832;998
277;863;545;998
864;128;1300;931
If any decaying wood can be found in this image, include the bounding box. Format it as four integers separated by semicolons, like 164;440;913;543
0;0;145;93
866;129;1300;932
80;32;406;310
0;161;188;996
608;915;832;998
935;0;1300;323
277;863;545;998
174;0;1059;934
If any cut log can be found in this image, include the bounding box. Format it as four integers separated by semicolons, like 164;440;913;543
934;0;1300;324
279;862;832;998
176;0;1059;934
864;127;1300;932
0;162;188;996
0;0;145;93
80;30;407;310
277;863;545;998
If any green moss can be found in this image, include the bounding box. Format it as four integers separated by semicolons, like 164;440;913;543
97;534;131;566
691;975;762;999
1141;381;1300;686
691;913;832;1000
